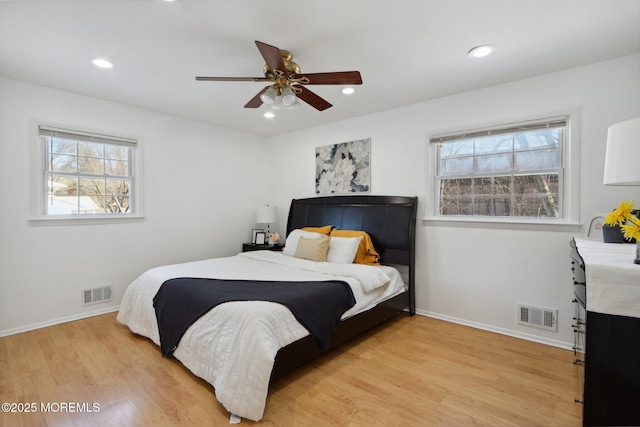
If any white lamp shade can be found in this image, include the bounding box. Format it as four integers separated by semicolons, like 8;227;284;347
256;205;278;223
603;117;640;186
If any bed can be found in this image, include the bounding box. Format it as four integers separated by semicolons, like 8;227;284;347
117;195;417;421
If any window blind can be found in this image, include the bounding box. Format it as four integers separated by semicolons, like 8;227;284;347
430;116;568;144
39;126;137;147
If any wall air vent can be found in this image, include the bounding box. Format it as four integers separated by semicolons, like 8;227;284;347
517;304;557;331
82;284;113;306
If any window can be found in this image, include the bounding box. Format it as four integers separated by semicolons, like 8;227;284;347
32;125;142;221
432;117;567;219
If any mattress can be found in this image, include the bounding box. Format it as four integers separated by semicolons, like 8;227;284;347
117;250;406;421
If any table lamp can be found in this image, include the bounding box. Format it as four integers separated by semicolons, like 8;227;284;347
603;117;640;186
256;205;278;242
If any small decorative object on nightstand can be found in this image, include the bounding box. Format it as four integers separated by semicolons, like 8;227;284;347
254;231;266;245
268;231;281;247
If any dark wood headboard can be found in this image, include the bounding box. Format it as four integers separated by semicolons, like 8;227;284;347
286;194;417;315
287;195;417;265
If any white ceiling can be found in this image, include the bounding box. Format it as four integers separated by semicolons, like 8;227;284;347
1;0;639;137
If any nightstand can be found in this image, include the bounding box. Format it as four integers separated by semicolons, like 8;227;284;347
242;243;284;252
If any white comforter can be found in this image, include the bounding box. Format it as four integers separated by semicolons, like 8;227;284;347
117;251;405;421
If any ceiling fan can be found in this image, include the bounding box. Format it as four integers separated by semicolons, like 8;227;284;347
195;41;362;111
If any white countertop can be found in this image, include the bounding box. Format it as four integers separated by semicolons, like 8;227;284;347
574;238;640;318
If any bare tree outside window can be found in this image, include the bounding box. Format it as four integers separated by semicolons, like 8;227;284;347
41;129;135;215
434;119;565;218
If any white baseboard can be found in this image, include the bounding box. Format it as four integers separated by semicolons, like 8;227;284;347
0;305;120;338
415;309;574;351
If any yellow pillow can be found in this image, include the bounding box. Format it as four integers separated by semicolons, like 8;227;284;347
330;229;380;265
301;225;332;235
293;235;331;262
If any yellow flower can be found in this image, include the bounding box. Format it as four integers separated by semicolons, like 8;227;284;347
604;200;640;242
621;216;640;241
604;200;636;227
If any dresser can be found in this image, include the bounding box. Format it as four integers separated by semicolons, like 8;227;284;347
570;238;640;426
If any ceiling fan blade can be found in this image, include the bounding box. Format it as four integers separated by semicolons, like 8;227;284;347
244;86;269;108
255;40;286;74
298;71;363;85
196;76;269;82
294;85;332;111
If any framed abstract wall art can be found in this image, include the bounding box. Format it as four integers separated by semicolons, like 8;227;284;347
315;138;370;194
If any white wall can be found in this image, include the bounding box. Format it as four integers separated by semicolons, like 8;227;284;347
2;54;638;346
265;54;640;348
0;78;267;334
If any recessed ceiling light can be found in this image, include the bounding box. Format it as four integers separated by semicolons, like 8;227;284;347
92;58;113;69
341;87;355;95
263;111;275;119
468;45;495;59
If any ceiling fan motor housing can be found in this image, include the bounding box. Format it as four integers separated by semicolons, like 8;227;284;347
262;50;300;80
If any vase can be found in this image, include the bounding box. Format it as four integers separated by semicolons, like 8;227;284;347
602;225;626;243
602;224;637;244
635;241;640;265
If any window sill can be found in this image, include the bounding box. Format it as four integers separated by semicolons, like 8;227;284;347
29;214;146;226
422;216;582;232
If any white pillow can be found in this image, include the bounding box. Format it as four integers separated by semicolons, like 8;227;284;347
327;236;363;264
283;229;326;256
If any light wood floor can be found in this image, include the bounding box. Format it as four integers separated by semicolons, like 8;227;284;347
0;312;582;426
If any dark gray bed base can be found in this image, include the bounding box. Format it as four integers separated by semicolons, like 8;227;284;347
270;195;417;381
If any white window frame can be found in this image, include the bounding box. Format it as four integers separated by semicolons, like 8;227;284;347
29;121;144;225
424;111;580;231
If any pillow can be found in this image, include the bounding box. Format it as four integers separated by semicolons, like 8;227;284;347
329;229;380;265
326;236;363;264
293;235;330;262
283;229;326;256
301;225;332;235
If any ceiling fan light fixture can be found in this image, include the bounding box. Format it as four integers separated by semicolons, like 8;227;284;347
260;86;277;105
284;98;301;110
341;87;355;95
468;44;495;59
263;111;275;119
280;86;297;106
